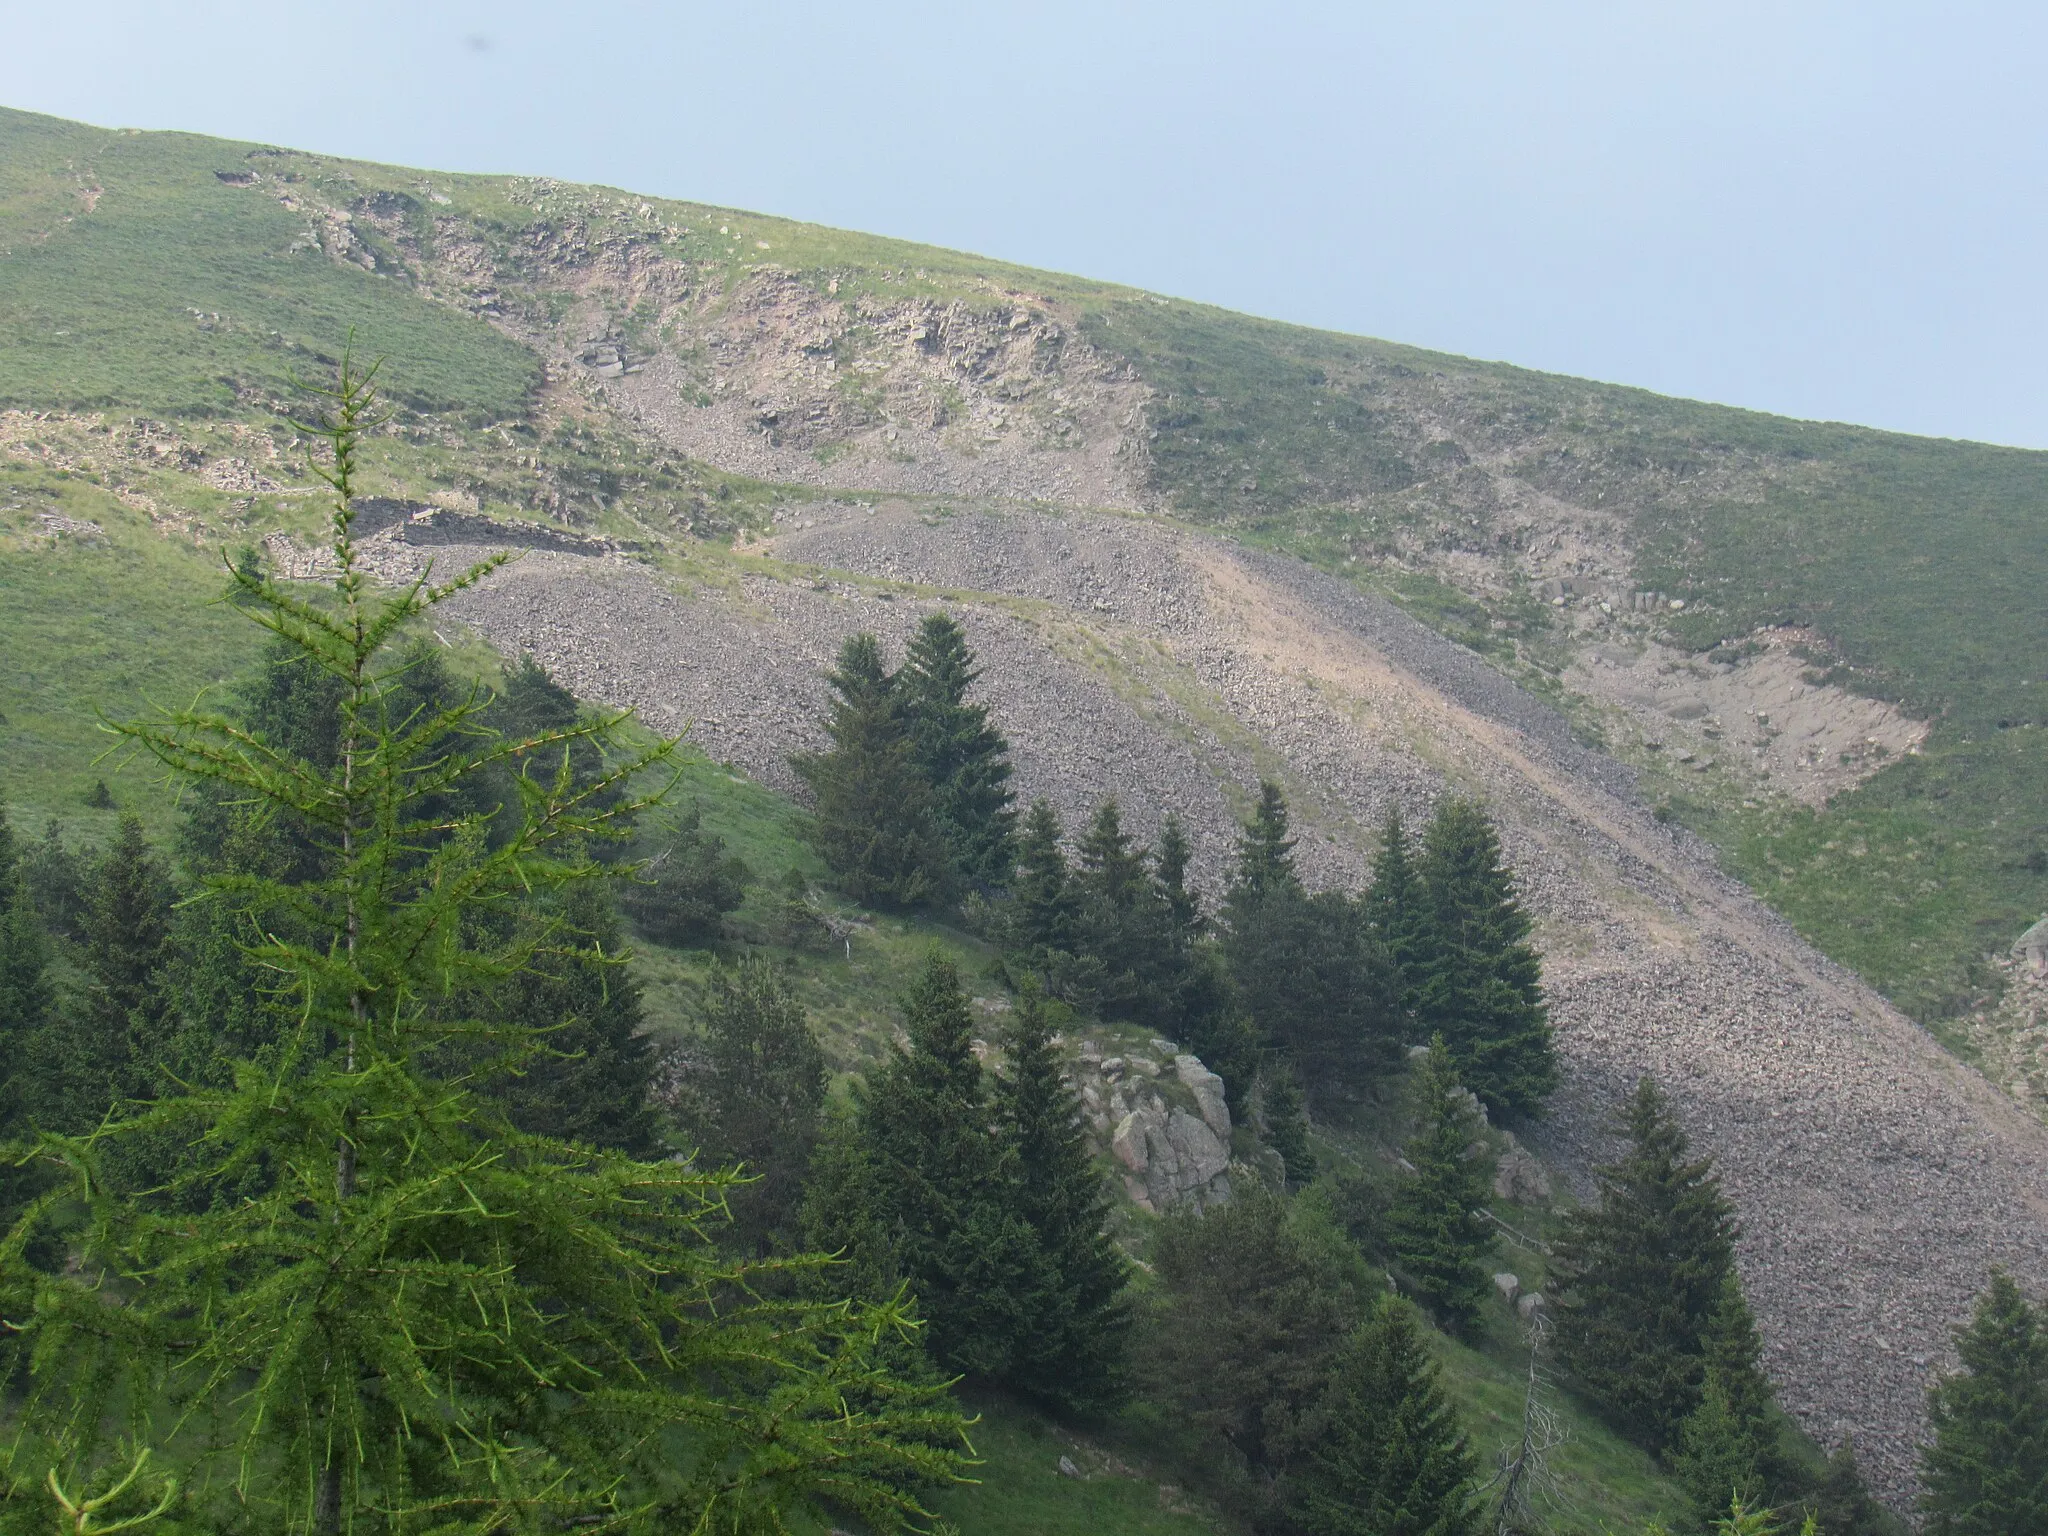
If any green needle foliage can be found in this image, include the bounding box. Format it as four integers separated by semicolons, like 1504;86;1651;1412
793;634;951;910
0;353;971;1536
1551;1077;1739;1456
1386;1038;1494;1333
1285;1296;1480;1536
1413;799;1554;1119
1674;1274;1781;1529
1920;1270;2048;1536
993;983;1131;1414
899;613;1018;889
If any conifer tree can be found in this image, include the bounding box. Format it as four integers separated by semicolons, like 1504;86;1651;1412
0;808;53;1137
1415;798;1555;1118
859;952;1039;1379
899;612;1018;887
1675;1275;1780;1528
23;818;89;942
1154;811;1204;948
1387;1037;1494;1332
1812;1440;1885;1536
993;983;1131;1413
793;632;951;909
1222;784;1394;1106
1008;798;1081;974
1074;799;1161;1021
1366;805;1429;1020
468;878;662;1155
1151;812;1237;1073
1920;1270;2048;1536
0;353;970;1535
1552;1077;1738;1454
1286;1295;1481;1536
1259;1059;1320;1184
1146;1191;1360;1519
63;815;175;1117
1231;780;1300;905
675;955;829;1254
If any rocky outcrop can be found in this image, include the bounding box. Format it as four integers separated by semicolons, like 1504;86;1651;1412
1067;1039;1233;1213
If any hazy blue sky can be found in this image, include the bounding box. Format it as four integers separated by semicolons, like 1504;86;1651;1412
5;2;2044;446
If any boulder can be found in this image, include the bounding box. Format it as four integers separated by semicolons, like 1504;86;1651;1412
1174;1054;1232;1138
2014;916;2048;976
1493;1139;1553;1203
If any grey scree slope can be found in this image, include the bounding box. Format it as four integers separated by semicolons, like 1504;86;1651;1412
406;501;2048;1507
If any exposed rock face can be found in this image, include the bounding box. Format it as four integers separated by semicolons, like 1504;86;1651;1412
1071;1039;1233;1213
413;501;2048;1508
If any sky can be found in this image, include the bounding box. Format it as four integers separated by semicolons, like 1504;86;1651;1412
3;1;2044;448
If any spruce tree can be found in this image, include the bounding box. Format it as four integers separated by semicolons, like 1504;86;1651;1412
1675;1275;1780;1528
1222;783;1394;1106
1073;799;1161;1021
1366;806;1429;1021
993;983;1131;1413
1259;1057;1319;1183
1920;1270;2048;1536
859;952;1039;1379
675;955;830;1254
468;878;662;1156
0;353;970;1534
1008;798;1082;978
1286;1295;1481;1536
1552;1076;1738;1454
1146;1191;1360;1520
1231;780;1300;905
1387;1037;1494;1332
0;808;53;1137
898;612;1018;887
1151;813;1238;1078
62;815;175;1118
793;632;950;909
1415;798;1555;1118
1812;1440;1886;1536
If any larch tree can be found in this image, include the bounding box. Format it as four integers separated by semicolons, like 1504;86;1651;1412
0;354;971;1536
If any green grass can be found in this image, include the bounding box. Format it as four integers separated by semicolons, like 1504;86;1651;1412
0;461;264;841
927;1393;1234;1535
0;108;537;419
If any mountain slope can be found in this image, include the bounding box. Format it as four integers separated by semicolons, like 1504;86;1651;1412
5;103;2048;1505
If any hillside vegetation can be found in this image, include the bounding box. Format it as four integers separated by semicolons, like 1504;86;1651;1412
2;105;2041;1035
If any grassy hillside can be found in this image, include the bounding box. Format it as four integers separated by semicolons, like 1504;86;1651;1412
4;100;2042;1035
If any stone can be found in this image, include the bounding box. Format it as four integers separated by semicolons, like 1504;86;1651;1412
2013;916;2048;976
1174;1054;1233;1139
1493;1140;1553;1203
1494;1272;1521;1305
1057;1456;1080;1479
